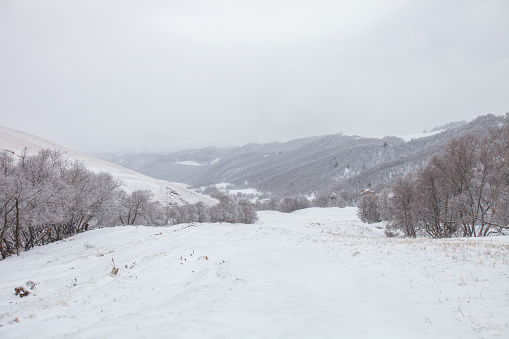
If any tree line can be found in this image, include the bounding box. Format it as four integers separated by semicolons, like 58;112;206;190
251;191;352;213
201;185;357;214
0;149;258;259
167;196;257;225
357;122;509;238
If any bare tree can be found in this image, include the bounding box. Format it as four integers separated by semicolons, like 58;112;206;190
118;190;153;225
386;121;509;238
388;175;417;237
414;160;456;238
357;193;381;224
0;149;120;259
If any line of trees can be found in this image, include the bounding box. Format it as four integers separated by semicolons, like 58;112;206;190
358;122;509;238
201;185;356;214
167;196;257;225
252;191;350;214
0;149;259;259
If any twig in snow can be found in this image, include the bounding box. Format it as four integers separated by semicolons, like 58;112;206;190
110;258;119;275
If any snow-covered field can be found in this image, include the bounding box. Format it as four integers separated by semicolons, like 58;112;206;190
1;207;508;338
366;130;445;142
213;182;260;198
0;126;216;206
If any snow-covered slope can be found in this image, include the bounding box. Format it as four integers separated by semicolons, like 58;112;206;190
0;126;216;206
1;207;507;338
368;129;445;142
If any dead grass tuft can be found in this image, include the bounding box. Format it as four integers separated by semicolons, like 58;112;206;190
110;258;119;276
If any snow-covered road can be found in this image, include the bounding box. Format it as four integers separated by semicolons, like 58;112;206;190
1;207;508;338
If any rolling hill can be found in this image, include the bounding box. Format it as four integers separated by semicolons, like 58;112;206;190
0;126;216;206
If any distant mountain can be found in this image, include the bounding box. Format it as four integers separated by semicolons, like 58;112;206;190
94;146;236;185
0;127;216;206
94;114;508;197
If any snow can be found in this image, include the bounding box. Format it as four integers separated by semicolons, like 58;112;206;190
229;188;259;196
215;182;231;189
365;130;445;142
175;159;220;166
396;130;445;142
213;182;260;197
1;207;507;338
0;126;216;206
176;161;205;166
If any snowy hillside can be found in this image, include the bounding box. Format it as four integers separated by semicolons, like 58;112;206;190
0;126;216;206
369;129;444;142
96;114;507;196
1;207;507;338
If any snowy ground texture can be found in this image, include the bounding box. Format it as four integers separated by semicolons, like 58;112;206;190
1;207;508;338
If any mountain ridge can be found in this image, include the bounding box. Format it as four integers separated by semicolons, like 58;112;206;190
93;114;508;197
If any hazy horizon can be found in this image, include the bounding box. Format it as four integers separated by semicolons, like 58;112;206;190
1;113;498;155
1;1;508;153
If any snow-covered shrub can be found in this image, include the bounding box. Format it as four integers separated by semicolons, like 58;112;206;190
357;193;381;224
312;191;348;208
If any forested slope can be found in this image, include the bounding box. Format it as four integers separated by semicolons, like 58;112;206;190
96;114;507;197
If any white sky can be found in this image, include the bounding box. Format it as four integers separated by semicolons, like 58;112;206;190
1;0;508;153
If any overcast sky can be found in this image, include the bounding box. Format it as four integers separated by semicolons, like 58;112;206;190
1;1;508;153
